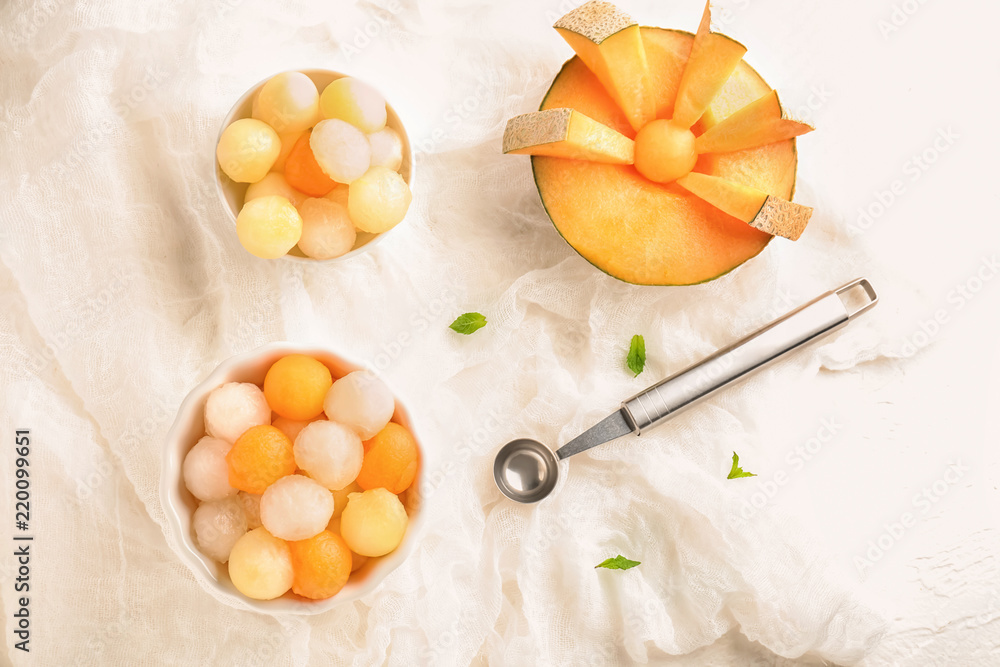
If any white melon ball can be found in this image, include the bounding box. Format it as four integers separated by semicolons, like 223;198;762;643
228;527;293;600
245;172;307;208
323;371;394;440
367;127;403;171
204;382;272;444
259;474;334;541
348;166;412;233
296;198;357;260
293;420;364;490
253;71;321;133
310;119;371;184
183;436;238;502
238;491;263;530
193;496;247;563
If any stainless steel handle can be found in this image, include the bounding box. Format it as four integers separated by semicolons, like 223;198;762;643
622;278;878;434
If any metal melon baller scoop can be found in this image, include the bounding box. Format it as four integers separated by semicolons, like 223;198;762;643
493;278;879;503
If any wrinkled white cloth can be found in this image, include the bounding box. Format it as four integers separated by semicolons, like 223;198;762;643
0;0;924;664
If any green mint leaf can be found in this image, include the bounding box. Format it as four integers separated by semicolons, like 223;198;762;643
596;555;641;571
727;451;757;479
626;334;645;376
449;312;487;335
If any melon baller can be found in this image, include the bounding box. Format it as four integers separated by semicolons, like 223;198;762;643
493;278;879;503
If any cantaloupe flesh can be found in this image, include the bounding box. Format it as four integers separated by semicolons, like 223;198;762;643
672;32;747;130
533;27;798;286
695;90;814;154
503;108;634;164
676;172;767;221
556;25;655;132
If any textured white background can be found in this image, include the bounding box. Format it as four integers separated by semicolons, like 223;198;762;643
0;0;998;664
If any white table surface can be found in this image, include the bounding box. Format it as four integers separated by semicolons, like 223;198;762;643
2;0;998;664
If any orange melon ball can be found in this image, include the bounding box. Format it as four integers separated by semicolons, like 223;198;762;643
356;423;419;494
633;119;697;184
263;355;333;420
272;130;306;173
325;516;369;572
284;132;338;197
226;425;296;494
288;530;352;600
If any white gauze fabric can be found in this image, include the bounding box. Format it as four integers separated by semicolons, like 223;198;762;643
0;0;908;664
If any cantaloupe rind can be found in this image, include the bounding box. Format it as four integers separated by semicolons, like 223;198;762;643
555;1;655;131
676;172;811;241
502;108;635;164
553;0;633;43
695;90;814;154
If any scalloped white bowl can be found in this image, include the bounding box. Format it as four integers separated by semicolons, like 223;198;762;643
161;342;425;614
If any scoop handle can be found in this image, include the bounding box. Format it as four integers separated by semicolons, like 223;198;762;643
621;278;878;435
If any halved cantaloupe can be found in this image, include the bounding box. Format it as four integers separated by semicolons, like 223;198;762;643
531;27;798;285
671;3;747;129
503;108;634;164
676;172;812;241
505;1;811;285
554;1;655;132
695;90;814;154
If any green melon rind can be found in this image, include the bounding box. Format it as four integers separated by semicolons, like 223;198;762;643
530;27;799;286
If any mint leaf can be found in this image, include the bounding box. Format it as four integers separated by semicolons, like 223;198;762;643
626;334;645;376
596;555;641;571
449;312;487;335
727;451;757;479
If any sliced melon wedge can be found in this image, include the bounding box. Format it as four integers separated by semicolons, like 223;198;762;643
503;108;635;164
671;2;747;129
554;1;655;132
676;172;812;241
695;90;814;154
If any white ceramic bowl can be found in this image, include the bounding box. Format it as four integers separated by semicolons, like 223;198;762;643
160;342;425;614
214;69;415;263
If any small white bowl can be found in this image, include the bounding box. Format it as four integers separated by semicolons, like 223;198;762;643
214;69;415;263
160;342;425;614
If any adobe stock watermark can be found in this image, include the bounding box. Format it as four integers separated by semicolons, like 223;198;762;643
854;460;968;579
42;65;171;180
878;0;932;39
412;82;489;157
737;416;844;519
413;406;506;504
899;254;999;357
8;0;62;47
27;268;133;374
74;395;174;505
340;0;403;61
363;286;458;375
848;126;958;237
